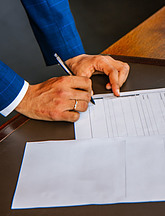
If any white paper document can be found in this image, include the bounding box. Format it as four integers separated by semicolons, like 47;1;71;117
125;136;165;202
12;136;165;209
12;88;165;209
75;88;165;139
12;139;126;208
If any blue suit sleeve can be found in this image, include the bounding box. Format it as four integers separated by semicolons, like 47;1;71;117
21;0;85;65
1;0;84;113
0;60;24;112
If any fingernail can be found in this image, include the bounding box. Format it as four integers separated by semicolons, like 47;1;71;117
91;90;94;96
117;89;120;96
106;83;111;90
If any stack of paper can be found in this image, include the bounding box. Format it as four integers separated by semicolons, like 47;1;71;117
12;88;165;209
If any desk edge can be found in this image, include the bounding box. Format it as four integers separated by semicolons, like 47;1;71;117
0;114;29;142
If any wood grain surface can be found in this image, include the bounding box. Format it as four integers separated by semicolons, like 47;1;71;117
102;7;165;59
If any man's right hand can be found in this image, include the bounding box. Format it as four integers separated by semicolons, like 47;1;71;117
15;76;92;122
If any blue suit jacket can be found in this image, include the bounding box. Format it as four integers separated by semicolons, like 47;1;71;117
0;0;85;112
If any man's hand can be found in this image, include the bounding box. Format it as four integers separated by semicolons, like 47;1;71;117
15;76;92;122
65;54;130;96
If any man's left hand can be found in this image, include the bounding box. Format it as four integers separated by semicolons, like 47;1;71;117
65;54;130;96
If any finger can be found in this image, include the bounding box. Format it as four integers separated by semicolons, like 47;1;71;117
70;100;88;112
67;76;92;92
67;89;92;102
109;59;130;87
118;63;130;87
55;89;91;103
92;56;120;96
60;99;89;112
61;111;80;122
42;99;81;121
108;67;120;96
106;82;111;90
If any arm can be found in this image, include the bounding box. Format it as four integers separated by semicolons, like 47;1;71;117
21;0;129;95
1;0;129;121
16;0;92;122
0;59;92;122
21;0;85;65
1;0;87;120
0;60;29;116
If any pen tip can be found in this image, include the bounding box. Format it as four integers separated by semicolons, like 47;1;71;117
91;97;95;105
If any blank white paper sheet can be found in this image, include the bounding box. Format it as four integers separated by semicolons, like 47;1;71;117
12;136;165;209
12;139;126;209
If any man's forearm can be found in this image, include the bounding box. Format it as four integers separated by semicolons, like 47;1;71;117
21;0;85;65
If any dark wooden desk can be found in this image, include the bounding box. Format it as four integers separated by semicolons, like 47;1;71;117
102;6;165;59
0;7;165;216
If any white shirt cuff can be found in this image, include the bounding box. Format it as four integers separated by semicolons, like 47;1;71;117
0;81;29;117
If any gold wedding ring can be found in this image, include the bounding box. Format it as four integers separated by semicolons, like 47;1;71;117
73;100;78;111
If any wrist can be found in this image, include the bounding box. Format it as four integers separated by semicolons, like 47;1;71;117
15;84;33;115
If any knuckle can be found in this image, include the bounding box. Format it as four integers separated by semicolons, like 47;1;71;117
84;76;90;83
91;55;104;64
89;78;92;85
71;112;80;122
48;110;60;121
57;76;67;85
81;101;88;111
86;93;91;102
92;55;99;60
87;78;92;87
53;98;62;107
59;76;66;82
122;63;130;72
96;55;105;62
88;77;92;85
56;88;67;98
83;77;92;88
47;100;63;120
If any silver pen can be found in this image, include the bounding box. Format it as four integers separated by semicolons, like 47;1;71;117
54;53;95;105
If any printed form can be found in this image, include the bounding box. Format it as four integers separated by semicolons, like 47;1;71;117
75;88;165;139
